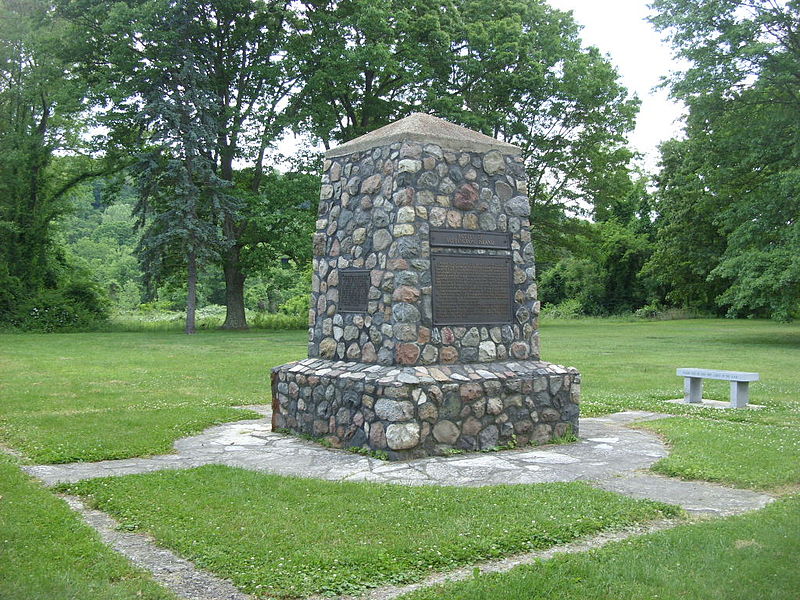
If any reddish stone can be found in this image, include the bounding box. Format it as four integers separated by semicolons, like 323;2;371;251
442;327;455;344
387;259;409;270
417;327;431;344
459;383;483;401
396;343;421;365
440;346;459;363
510;341;530;359
453;183;479;210
370;421;387;448
392;285;421;303
462;416;482;436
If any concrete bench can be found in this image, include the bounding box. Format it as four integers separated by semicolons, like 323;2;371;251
676;368;759;408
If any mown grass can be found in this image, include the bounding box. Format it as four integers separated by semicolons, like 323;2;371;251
639;418;800;491
0;454;174;600
542;318;800;426
400;495;800;600
0;330;305;463
60;465;681;599
540;318;800;490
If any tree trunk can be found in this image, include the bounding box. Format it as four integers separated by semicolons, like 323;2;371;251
222;240;248;329
186;248;197;335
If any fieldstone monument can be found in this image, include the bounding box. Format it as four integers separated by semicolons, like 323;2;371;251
271;113;580;459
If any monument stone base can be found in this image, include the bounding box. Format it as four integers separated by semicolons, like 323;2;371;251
271;359;580;460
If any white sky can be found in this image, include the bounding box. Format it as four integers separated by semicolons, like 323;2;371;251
547;0;687;167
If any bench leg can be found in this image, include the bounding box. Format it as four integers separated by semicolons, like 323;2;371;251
730;381;749;408
684;377;703;403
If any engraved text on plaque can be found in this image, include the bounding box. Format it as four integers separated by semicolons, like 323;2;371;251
431;255;513;325
339;270;370;313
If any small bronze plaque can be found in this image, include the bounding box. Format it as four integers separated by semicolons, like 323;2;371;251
430;228;511;250
431;255;513;325
339;270;370;313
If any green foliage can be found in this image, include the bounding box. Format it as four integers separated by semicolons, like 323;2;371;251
0;456;175;600
0;3;112;331
15;273;108;332
538;220;653;316
648;0;800;320
62;467;678;598
401;497;800;600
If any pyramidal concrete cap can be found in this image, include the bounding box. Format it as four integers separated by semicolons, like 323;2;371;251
325;112;522;158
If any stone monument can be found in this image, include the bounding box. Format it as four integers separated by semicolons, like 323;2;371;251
271;113;580;459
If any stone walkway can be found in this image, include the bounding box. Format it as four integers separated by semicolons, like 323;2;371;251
17;406;777;600
25;406;772;516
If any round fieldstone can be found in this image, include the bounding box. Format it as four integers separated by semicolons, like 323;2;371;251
393;303;420;323
506;196;530;217
478;341;497;361
396;343;421;364
375;399;414;421
373;228;392;250
319;337;337;358
453;183;479;210
440;346;458;363
483;151;505;175
385;422;420;450
433;420;460;444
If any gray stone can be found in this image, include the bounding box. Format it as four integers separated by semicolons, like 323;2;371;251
433;420;460;444
483;150;505;174
506;196;530;217
478;425;499;449
375;399;415;421
385;422;420;450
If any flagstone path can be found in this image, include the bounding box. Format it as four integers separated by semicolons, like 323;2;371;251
19;406;775;600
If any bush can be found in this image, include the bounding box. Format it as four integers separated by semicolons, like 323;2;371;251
16;277;108;332
250;312;307;330
540;298;585;319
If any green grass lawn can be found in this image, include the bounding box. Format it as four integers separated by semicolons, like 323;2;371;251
60;465;681;598
0;330;305;462
0;455;174;600
1;318;798;599
399;495;800;600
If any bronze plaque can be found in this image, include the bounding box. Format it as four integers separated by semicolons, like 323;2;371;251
339;270;370;313
431;255;513;325
430;228;511;250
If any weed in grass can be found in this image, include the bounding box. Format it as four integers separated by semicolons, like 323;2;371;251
61;465;681;599
348;446;390;460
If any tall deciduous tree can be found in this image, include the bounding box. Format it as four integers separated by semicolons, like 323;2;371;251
648;0;800;319
62;0;294;329
289;0;454;146
429;0;639;263
0;0;108;328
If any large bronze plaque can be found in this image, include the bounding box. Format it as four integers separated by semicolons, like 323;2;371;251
430;228;511;250
339;270;370;313
431;255;513;325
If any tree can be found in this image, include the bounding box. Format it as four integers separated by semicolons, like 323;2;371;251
0;0;108;329
426;0;639;261
61;0;294;329
649;0;800;319
289;0;455;145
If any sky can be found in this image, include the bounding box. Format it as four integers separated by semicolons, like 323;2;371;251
547;0;687;167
